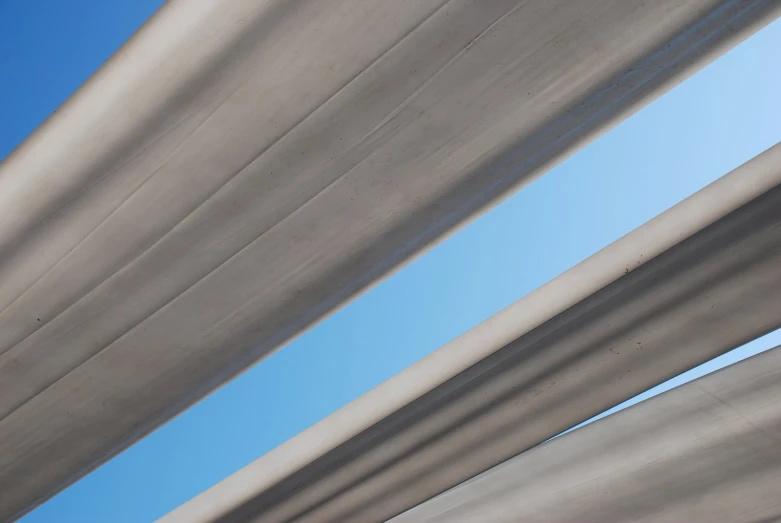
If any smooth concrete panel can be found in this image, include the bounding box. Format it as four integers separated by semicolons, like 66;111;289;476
393;345;781;523
2;0;780;520
162;145;781;522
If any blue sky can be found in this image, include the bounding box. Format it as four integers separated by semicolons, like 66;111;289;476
2;2;780;521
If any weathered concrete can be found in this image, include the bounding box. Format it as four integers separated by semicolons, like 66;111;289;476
161;145;781;523
392;344;781;523
2;0;780;520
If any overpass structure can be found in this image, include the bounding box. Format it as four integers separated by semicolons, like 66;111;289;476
1;0;780;521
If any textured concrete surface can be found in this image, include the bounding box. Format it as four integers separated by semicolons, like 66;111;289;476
2;0;780;520
162;145;781;523
392;344;781;523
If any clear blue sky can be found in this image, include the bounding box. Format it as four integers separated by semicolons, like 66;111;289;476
2;2;780;521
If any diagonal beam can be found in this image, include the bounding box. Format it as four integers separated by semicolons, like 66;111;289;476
161;144;781;522
393;344;781;523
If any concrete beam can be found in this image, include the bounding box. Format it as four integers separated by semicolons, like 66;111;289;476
162;144;781;523
1;0;779;519
392;344;781;523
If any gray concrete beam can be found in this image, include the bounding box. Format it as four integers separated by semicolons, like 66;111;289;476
2;0;779;520
392;344;781;523
161;144;781;523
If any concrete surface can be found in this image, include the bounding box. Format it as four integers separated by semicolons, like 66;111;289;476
161;144;781;523
1;0;780;520
392;344;781;523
